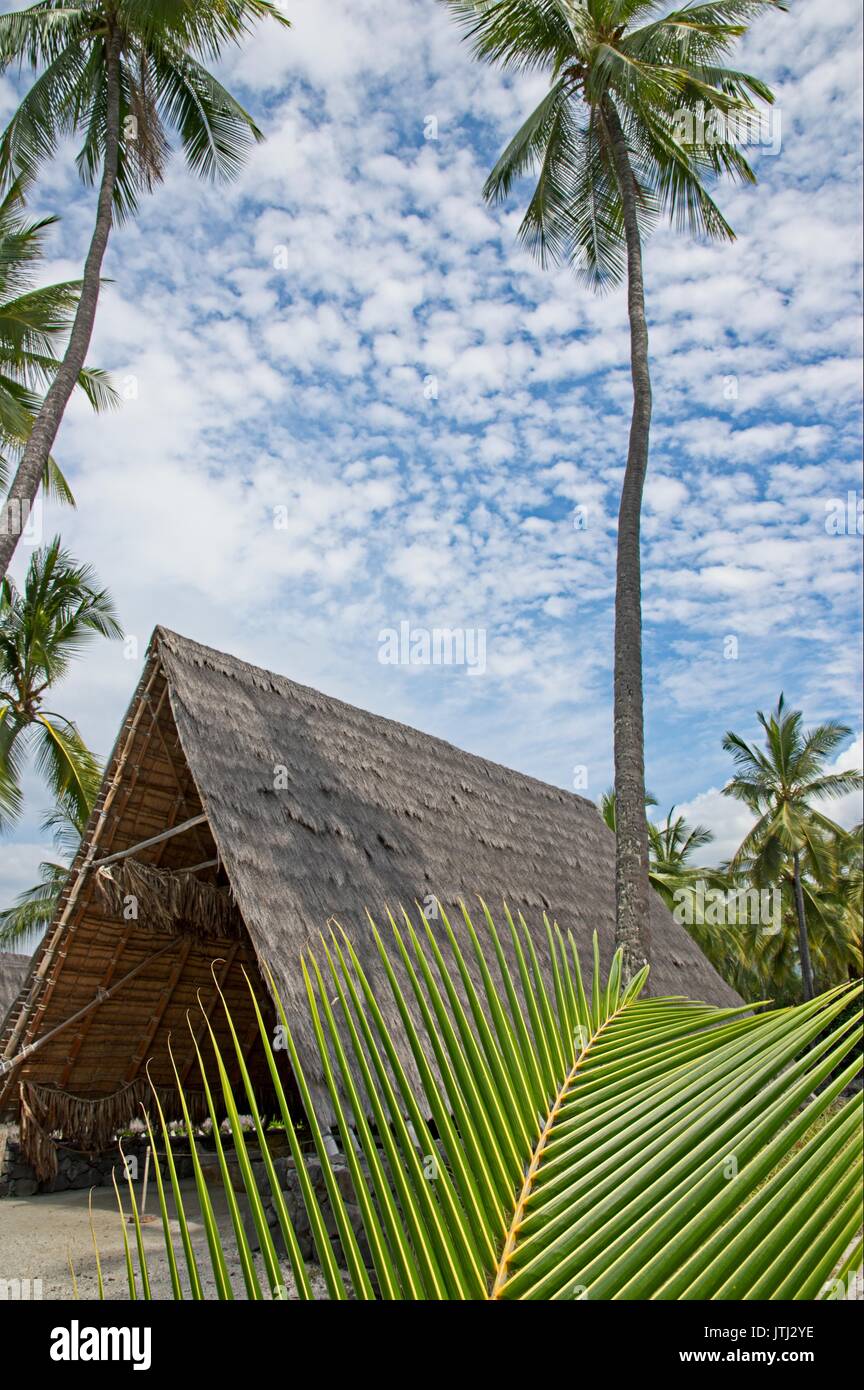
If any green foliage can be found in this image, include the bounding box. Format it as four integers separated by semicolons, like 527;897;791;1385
444;0;786;289
723;695;863;999
598;691;864;1005
104;902;861;1301
0;1;291;223
0;536;120;829
723;694;862;882
0;790;89;945
0;171;116;490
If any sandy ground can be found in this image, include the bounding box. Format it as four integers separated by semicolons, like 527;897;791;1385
2;1182;860;1303
0;1178;328;1301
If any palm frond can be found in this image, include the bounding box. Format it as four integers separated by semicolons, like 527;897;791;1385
96;903;862;1301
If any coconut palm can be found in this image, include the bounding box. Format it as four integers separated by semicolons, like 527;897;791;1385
0;171;115;505
722;696;863;1000
602;786;749;988
445;0;785;980
830;823;863;973
600;786;722;902
0;0;290;579
98;902;862;1301
0;536;120;827
731;823;864;1004
647;805;715;902
0;790;88;945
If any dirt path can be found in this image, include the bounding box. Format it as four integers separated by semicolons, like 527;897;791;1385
0;1179;327;1300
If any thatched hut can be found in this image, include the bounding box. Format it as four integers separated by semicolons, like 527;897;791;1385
0;628;739;1178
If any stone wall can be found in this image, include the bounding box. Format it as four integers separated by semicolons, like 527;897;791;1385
0;1126;192;1197
251;1152;372;1269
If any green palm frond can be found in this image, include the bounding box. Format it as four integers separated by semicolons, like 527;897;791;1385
0;2;282;211
0;536;117;826
0;169;117;464
31;710;100;822
102;903;862;1301
0;856;67;944
445;0;785;281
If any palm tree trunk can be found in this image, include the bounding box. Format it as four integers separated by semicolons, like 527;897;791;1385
602;99;652;983
0;27;122;581
792;850;815;1000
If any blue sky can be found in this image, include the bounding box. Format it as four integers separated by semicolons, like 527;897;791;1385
1;0;862;912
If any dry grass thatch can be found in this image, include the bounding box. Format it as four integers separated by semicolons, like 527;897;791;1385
94;859;243;939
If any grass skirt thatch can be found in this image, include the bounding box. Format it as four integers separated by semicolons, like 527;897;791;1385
95;859;242;938
18;1079;209;1181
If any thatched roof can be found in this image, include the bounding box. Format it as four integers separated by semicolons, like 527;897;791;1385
0;627;740;1171
0;954;28;1025
159;627;739;999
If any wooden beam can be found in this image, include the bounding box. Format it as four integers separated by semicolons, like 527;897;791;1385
1;659;163;1066
57;924;136;1090
58;786;194;1090
124;937;194;1084
177;857;220;875
90;813;208;869
0;943;177;1078
9;681;172;1061
147;715;214;863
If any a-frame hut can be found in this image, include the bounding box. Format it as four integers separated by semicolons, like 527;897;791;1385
0;628;740;1177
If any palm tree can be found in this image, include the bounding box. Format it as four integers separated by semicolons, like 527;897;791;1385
731;823;863;1004
830;823;863;975
0;535;121;827
0;0;289;579
602;786;750;987
647;806;715;903
722;696;863;1000
0;790;88;946
1;171;115;506
445;0;784;981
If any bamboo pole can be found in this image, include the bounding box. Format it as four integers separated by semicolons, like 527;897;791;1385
89;813;208;869
0;942;177;1077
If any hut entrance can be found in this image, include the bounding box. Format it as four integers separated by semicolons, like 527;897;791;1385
0;662;291;1182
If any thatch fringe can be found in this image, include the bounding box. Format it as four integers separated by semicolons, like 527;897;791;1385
18;1079;210;1182
94;858;242;938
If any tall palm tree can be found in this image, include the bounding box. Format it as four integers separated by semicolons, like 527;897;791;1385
722;695;863;1000
0;171;115;504
0;789;89;945
0;0;289;579
0;535;121;827
445;0;784;981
